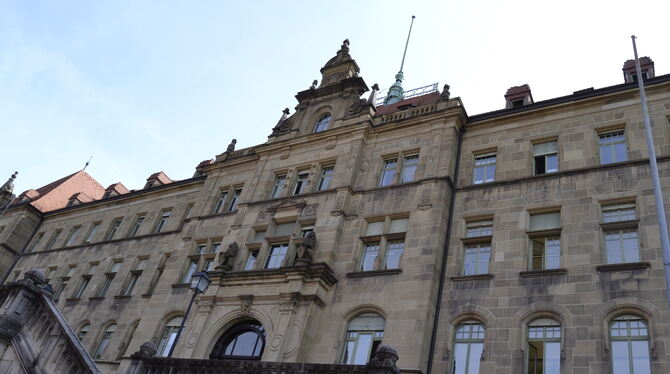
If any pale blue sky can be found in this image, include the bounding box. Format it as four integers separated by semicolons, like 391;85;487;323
2;0;669;194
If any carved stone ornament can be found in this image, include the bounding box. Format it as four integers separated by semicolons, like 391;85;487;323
131;341;157;359
347;98;369;116
295;231;316;265
240;296;253;316
367;344;400;374
225;139;237;153
218;242;239;271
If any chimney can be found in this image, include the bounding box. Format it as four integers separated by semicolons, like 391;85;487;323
623;57;655;83
505;84;533;109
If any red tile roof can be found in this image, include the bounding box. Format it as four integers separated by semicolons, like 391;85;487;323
374;92;441;116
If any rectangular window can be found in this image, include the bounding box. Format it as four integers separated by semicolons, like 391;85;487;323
379;158;398;187
228;187;242;211
271;175;286;198
603;203;636;223
400;154;419;183
129;216;146;237
155;210;171;233
181;260;198;283
244;250;258;270
293;172;309;195
55;281;68;300
195;244;207;255
210;242;222;253
214;190;229;213
473;153;496;184
384;240;404;269
265;244;288;269
84;223;101;244
28;233;44;252
300;225;314;237
530;237;561;270
121;259;147;296
145;254;169;297
529;212;561;270
46;230;62;250
605;229;640;264
203;258;215;272
73;277;90;298
318;166;334;190
599;130;628;164
463;243;491;275
388;218;408;234
64;226;81;247
105;219;122;241
97;262;122;297
466;221;493;238
533;141;558;174
361;243;380;271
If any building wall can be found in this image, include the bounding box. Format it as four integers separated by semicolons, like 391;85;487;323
430;83;670;374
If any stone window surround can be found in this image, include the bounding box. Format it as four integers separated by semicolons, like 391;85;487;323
212;184;244;214
269;160;337;200
118;256;150;297
90;259;124;300
471;147;497;185
153;208;173;233
377;149;421;187
531;136;559;175
599;197;642;266
83;221;102;244
596;124;628;165
243;218;314;271
526;207;562;272
181;237;224;280
354;214;409;274
128;213;148;237
459;215;494;277
444;314;489;369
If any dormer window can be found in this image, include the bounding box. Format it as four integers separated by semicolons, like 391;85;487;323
511;99;525;108
314;114;331;133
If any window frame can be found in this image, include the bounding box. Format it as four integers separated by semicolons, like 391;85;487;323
598;129;628;165
105;218;123;241
313;113;332;133
341;313;385;365
317;165;334;191
473;152;496;184
154;209;172;233
527;211;562;271
271;174;287;198
532;140;559;175
608;314;653;374
93;323;117;359
451;320;485;374
128;215;146;237
526;318;562;374
358;216;408;272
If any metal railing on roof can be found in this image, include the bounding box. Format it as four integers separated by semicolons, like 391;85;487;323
375;82;439;106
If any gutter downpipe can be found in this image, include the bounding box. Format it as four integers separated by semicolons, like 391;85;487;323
426;120;465;374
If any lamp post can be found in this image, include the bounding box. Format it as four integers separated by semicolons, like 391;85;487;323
166;271;211;358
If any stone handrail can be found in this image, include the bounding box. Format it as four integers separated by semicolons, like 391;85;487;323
0;269;100;374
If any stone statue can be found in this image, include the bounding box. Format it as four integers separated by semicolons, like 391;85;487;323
440;84;451;100
367;345;400;374
218;242;239;271
295;231;316;265
226;139;237;153
310;80;318;89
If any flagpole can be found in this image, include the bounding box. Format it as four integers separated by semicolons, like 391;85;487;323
631;35;670;305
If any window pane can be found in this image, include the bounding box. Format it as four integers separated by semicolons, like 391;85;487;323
622;231;640;262
614;142;628;162
601;145;613;165
361;244;380;271
385;241;404;269
230;331;259;356
544;342;561;374
606;232;623;264
474;166;485;184
545;238;560;269
468;343;483;374
401;155;418;183
631;340;652;374
352;332;373;364
318;167;334;190
545;154;558;173
266;244;288;269
453;343;469;374
611;341;630;374
478;246;491;274
244;251;258;270
380;159;397;186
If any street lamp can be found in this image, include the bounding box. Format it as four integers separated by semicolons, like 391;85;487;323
166;271;211;358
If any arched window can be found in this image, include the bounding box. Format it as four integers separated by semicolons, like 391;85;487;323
156;317;182;357
527;318;561;374
453;320;484;374
610;315;652;374
210;320;265;360
93;323;117;359
342;313;385;365
314;113;331;133
77;323;90;341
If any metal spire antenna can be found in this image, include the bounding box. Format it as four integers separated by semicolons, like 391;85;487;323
631;35;670;307
83;156;93;171
384;15;416;105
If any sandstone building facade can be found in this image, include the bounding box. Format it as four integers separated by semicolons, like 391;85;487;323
0;41;669;374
